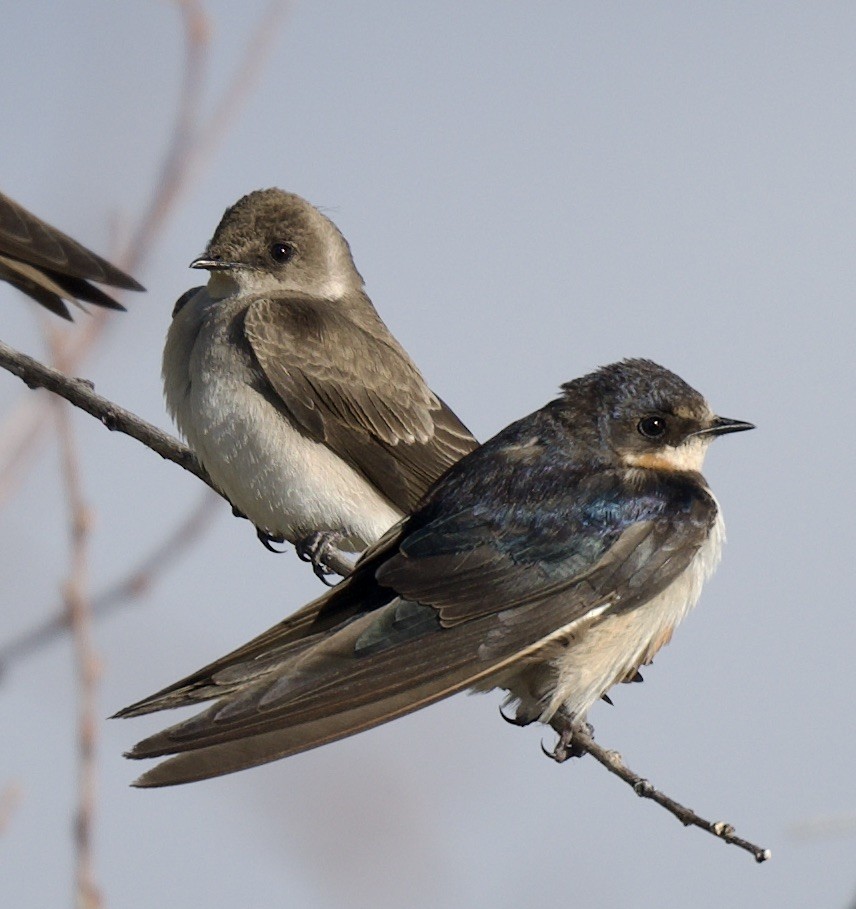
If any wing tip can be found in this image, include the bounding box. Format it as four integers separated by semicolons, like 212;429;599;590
129;766;182;789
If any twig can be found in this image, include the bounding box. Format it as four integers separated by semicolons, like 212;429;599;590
50;330;102;909
572;725;772;863
119;0;208;277
789;813;856;840
0;492;220;678
0;337;356;579
5;295;769;866
2;345;769;863
0;0;289;508
0;784;22;837
194;0;291;160
0;338;210;486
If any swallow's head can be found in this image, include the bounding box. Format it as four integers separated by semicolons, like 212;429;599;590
559;358;754;474
190;188;364;299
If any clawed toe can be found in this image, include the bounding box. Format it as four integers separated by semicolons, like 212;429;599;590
295;531;344;585
542;720;594;763
498;705;533;727
257;528;287;553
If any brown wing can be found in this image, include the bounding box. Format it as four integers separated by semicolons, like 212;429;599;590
0;191;144;319
244;295;476;510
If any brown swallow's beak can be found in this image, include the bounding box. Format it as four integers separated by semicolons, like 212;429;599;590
189;256;238;271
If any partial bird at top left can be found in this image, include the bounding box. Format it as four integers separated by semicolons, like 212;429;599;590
0;191;144;320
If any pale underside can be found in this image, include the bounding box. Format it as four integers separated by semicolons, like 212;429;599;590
483;504;724;726
163;287;403;550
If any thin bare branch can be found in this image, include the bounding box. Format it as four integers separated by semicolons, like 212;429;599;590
0;784;22;837
0;0;290;508
125;0;291;260
1;338;769;860
0;492;220;677
572;725;772;863
789;813;856;841
0;338;210;486
119;0;209;278
195;0;291;160
50;329;102;909
0;336;355;579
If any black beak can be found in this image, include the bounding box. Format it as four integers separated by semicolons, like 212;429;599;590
189;256;237;270
701;416;755;437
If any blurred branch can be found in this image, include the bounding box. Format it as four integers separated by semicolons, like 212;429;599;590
50;330;102;909
0;0;297;686
125;0;291;261
2;340;770;864
0;338;210;485
789;813;856;841
0;492;220;678
0;784;22;837
0;337;355;579
572;725;771;863
0;0;290;509
170;0;292;206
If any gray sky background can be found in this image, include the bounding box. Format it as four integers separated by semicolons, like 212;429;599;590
1;3;853;907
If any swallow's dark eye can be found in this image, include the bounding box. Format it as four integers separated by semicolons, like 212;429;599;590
638;416;667;439
268;241;294;263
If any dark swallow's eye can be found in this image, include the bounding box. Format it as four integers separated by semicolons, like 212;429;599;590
268;241;294;263
638;416;667;439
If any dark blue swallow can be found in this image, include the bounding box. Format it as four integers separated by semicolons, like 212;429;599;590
117;358;753;786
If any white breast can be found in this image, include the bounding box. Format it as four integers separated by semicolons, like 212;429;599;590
492;507;725;726
162;288;403;550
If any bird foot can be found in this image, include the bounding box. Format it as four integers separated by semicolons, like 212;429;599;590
498;704;534;727
257;528;287;553
295;531;345;585
541;720;594;763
